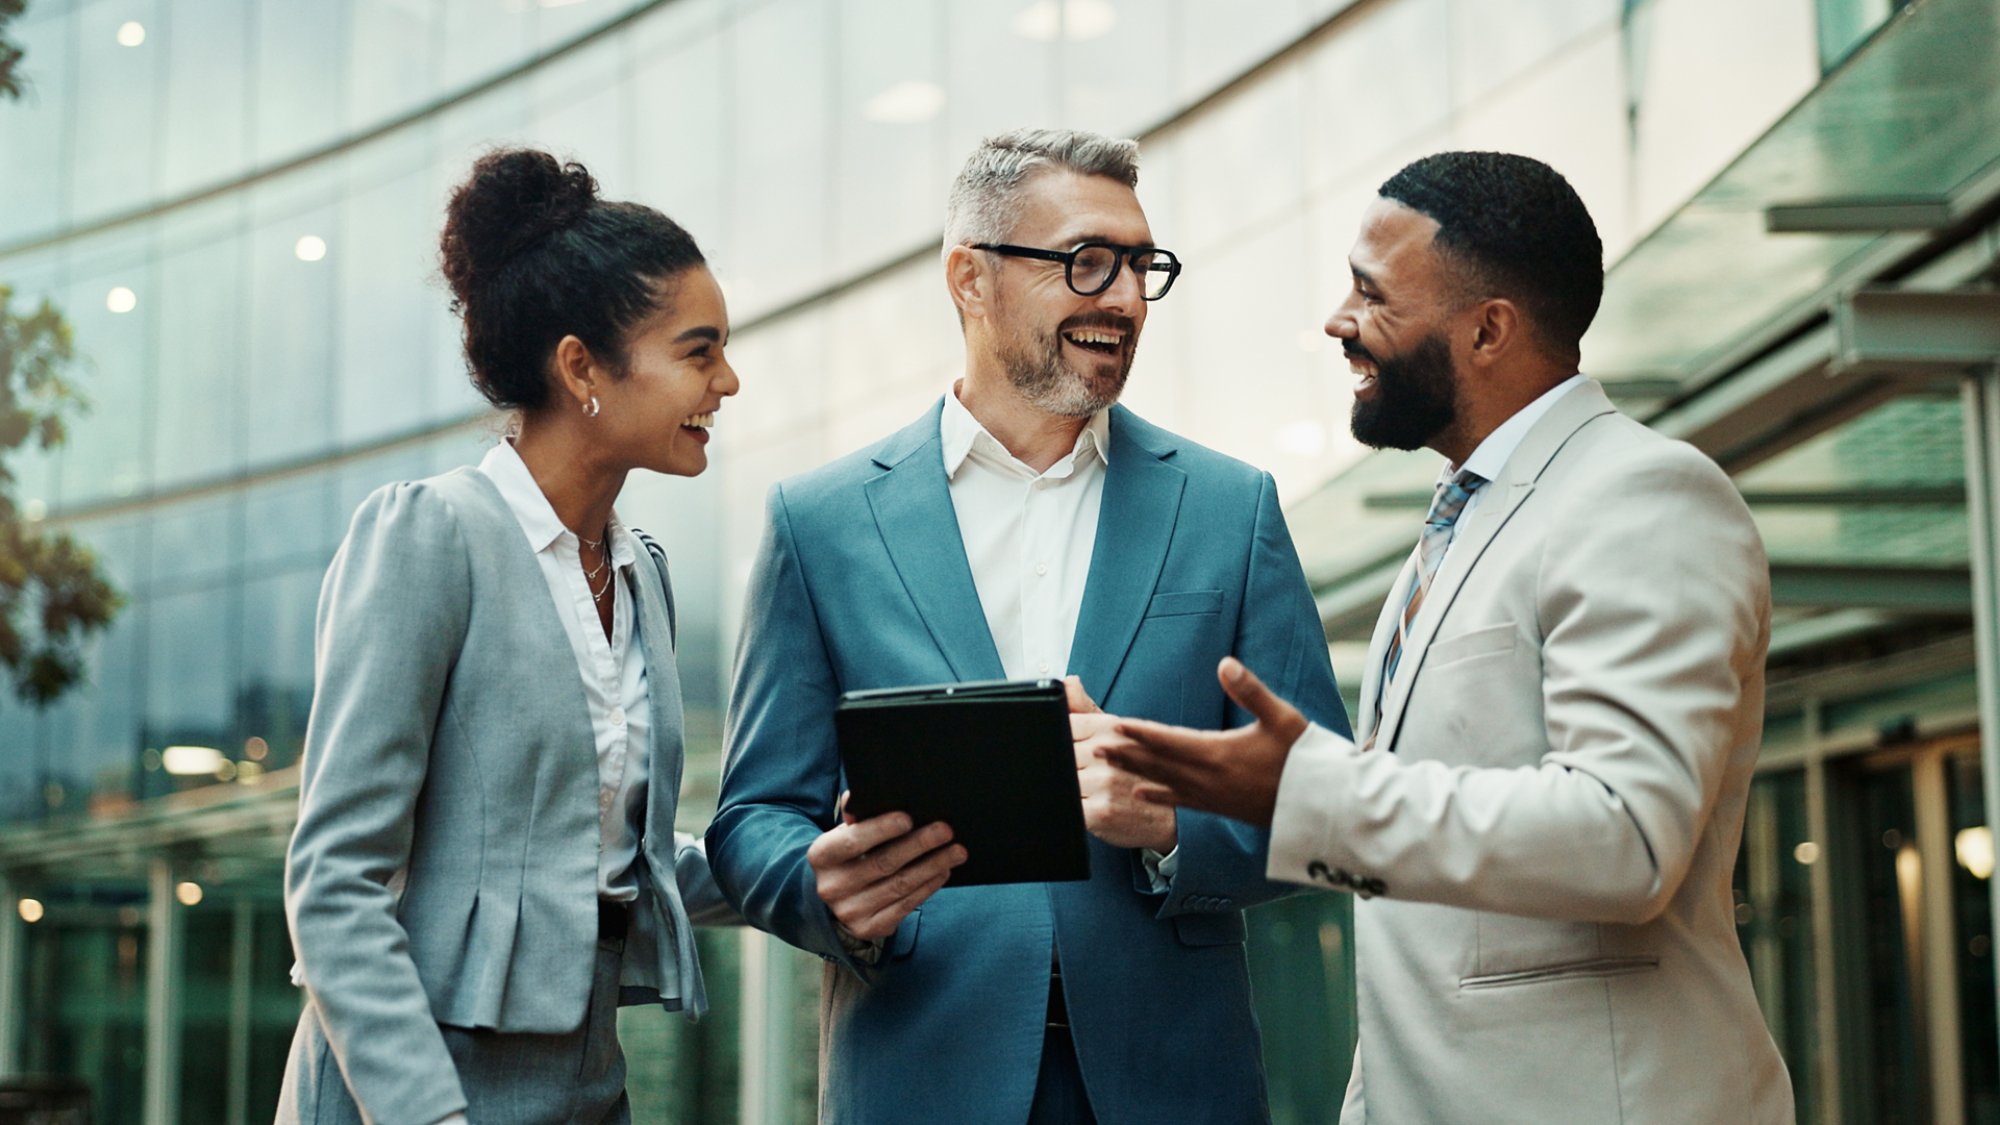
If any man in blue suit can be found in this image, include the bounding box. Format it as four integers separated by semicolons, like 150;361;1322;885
707;128;1347;1124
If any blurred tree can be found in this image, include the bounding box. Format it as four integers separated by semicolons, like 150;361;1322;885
0;0;125;706
0;0;24;101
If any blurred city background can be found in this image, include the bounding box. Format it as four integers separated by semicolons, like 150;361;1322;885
0;0;1996;1121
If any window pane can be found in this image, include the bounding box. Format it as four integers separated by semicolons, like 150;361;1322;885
69;0;165;224
158;0;251;199
0;13;75;244
253;0;348;165
246;188;338;469
153;203;247;488
60;233;155;504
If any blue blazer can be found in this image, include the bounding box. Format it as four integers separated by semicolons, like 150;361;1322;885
708;401;1348;1124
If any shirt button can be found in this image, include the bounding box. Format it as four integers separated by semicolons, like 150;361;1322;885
1035;563;1048;576
1038;662;1051;675
610;707;626;727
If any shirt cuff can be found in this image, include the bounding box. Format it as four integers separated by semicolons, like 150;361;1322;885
835;920;884;965
434;1115;470;1125
1140;845;1180;893
1267;721;1361;886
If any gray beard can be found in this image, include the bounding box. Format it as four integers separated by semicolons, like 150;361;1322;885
1002;328;1128;418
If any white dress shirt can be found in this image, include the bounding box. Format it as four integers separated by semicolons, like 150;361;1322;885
478;440;650;903
940;388;1178;884
940;387;1110;682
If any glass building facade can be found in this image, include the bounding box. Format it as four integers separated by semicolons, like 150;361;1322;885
0;0;1994;1121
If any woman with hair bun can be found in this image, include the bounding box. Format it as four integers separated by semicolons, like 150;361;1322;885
277;147;739;1125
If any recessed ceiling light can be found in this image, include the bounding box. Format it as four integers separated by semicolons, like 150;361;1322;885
106;286;137;314
1013;0;1117;42
864;80;946;124
116;21;146;47
295;235;328;262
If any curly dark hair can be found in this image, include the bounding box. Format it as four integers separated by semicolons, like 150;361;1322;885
439;148;705;411
1379;152;1603;359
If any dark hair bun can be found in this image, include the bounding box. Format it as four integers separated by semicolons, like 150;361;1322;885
440;148;599;310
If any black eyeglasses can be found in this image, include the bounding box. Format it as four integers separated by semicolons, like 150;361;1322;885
972;241;1182;301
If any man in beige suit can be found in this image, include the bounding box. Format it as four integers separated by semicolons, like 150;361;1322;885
1094;151;1794;1122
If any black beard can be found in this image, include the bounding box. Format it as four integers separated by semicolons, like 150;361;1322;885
1349;330;1458;451
1001;319;1134;418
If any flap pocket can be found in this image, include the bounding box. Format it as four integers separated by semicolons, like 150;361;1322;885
1146;589;1224;619
1173;911;1246;947
1460;956;1658;990
1426;621;1517;669
888;909;921;959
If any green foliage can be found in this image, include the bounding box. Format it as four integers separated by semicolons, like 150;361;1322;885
0;285;123;706
0;0;25;102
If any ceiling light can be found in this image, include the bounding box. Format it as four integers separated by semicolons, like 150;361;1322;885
1959;826;1994;880
162;745;225;776
17;898;43;924
864;79;946;124
106;286;137;314
1013;0;1117;42
174;881;204;907
1792;841;1820;865
295;235;328;262
116;21;146;47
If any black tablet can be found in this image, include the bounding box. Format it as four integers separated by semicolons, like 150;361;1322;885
835;679;1091;887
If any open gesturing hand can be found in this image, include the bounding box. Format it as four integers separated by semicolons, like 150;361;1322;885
1095;657;1307;829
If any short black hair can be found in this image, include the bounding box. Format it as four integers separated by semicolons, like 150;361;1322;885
439;148;705;411
1379;151;1603;358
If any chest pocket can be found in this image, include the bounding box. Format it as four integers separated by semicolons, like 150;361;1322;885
1145;589;1223;618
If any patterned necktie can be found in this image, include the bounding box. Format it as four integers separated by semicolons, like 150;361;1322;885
1364;468;1488;749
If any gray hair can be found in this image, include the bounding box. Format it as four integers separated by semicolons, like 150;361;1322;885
942;128;1140;251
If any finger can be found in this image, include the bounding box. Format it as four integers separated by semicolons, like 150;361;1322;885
848;867;954;941
1070;711;1119;742
837;843;966;926
809;811;915;868
1133;781;1181;807
1112;717;1220;761
853;820;956;883
837;789;853;824
1095;737;1203;793
1216;657;1305;738
1064;675;1102;715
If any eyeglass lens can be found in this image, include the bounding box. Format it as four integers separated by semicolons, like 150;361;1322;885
1070;244;1174;300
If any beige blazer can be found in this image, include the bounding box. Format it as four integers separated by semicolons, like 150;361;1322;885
1268;380;1794;1123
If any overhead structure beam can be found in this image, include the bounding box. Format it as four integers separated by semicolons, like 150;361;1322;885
1833;289;2000;381
1769;564;1972;614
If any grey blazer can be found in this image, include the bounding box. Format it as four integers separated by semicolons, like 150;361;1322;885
282;467;728;1124
1268;381;1792;1122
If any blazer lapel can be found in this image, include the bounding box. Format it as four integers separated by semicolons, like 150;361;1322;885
1372;379;1618;752
629;549;685;809
863;401;1007;682
1356;548;1419;746
1066;406;1186;703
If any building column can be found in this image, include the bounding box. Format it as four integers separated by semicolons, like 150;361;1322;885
0;871;20;1077
226;899;254;1125
736;927;797;1125
143;858;182;1125
1965;362;2000;1053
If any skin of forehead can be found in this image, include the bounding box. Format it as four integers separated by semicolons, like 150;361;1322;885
1008;170;1154;249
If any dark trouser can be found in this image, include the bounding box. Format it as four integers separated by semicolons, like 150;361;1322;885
1028;966;1097;1125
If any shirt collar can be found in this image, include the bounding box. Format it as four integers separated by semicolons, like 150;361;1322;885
478;439;637;566
1453;372;1590;485
940;384;1112;480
